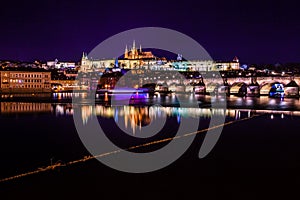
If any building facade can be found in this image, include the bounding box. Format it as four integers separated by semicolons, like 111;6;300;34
124;40;155;59
0;71;51;93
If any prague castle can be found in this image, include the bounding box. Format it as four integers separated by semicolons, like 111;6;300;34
80;41;239;73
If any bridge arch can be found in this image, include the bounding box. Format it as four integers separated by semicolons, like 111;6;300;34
260;82;284;97
230;82;247;96
284;80;299;97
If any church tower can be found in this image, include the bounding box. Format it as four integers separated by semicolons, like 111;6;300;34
131;40;136;59
81;52;88;66
80;52;89;72
124;45;128;59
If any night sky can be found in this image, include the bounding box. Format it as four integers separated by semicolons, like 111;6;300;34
0;0;299;64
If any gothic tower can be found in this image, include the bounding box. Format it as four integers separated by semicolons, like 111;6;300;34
124;45;128;59
81;52;88;66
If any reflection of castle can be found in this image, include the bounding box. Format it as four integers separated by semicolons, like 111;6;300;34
124;40;155;59
124;107;151;135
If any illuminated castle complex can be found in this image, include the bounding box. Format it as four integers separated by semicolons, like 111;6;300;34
80;41;239;72
124;40;155;59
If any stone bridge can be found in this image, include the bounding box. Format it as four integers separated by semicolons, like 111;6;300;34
156;75;300;96
163;76;300;87
224;76;299;86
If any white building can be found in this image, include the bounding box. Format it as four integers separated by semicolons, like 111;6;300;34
47;59;76;69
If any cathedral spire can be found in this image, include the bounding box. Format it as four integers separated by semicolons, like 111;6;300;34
133;40;136;50
82;52;88;60
125;45;128;58
139;44;142;52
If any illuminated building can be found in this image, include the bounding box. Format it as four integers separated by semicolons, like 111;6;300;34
79;42;239;72
124;40;154;59
80;53;115;72
214;56;240;71
170;60;214;71
80;41;156;72
50;79;80;92
0;71;51;93
47;59;76;69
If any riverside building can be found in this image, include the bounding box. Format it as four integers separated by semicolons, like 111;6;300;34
0;70;51;93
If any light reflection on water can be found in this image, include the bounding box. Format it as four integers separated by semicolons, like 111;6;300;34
77;105;300;129
1;100;300;136
50;92;300;109
2;92;300;135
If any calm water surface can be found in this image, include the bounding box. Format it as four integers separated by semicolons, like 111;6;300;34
1;93;300;199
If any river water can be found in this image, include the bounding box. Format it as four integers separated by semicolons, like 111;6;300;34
0;93;300;199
